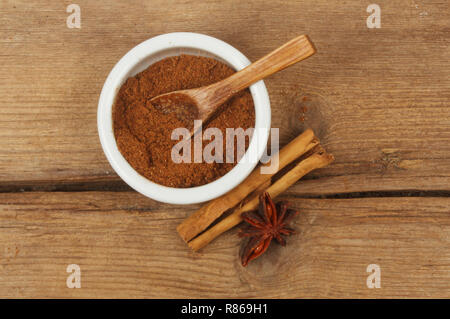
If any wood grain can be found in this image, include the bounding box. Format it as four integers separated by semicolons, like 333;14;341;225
0;0;449;195
0;192;449;298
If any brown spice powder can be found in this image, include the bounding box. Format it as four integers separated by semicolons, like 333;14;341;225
113;55;255;188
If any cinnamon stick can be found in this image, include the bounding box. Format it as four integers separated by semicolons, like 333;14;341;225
177;129;319;242
187;147;334;251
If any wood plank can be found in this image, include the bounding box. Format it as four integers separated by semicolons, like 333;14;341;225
0;0;449;193
0;192;449;298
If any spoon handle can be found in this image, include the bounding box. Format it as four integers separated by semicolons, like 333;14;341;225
199;35;316;112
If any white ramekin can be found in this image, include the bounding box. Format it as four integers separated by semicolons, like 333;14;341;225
98;32;270;204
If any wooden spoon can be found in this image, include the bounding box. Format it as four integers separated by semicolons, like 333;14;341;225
150;35;316;131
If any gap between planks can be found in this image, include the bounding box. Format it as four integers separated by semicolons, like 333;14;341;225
0;179;449;199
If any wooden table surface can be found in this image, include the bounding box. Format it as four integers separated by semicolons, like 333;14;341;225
0;0;449;298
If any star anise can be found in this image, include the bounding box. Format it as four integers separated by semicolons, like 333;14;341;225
239;192;299;266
